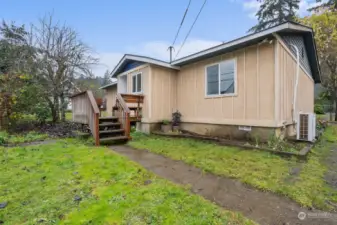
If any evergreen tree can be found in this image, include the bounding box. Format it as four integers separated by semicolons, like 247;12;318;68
249;0;300;33
102;70;111;86
310;0;337;11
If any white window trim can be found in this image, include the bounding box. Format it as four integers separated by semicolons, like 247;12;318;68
204;58;237;98
132;72;142;94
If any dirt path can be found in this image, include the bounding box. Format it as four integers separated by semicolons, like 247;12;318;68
111;145;337;225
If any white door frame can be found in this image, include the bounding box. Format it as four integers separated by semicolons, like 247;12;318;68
118;74;128;94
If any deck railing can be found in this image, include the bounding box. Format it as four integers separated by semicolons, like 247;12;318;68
115;93;131;139
120;94;144;121
71;90;100;146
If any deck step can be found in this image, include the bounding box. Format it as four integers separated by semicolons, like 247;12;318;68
99;129;124;134
99;116;118;120
130;116;141;122
99;122;121;127
128;106;142;110
100;136;128;142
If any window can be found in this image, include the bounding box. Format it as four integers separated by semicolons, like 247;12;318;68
132;73;142;93
206;59;236;96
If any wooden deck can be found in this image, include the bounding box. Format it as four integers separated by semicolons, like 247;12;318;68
71;92;144;145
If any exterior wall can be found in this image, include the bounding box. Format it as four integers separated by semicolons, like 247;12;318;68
104;85;117;116
148;65;177;122
108;37;315;140
277;39;314;127
176;42;276;127
115;63;178;123
117;64;151;120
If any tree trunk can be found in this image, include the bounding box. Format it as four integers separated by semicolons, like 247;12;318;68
52;95;60;123
60;93;66;122
335;98;337;121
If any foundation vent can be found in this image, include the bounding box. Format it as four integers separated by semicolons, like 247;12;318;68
297;113;316;142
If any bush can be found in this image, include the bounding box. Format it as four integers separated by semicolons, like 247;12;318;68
0;131;9;145
162;119;171;125
314;104;324;114
33;103;51;123
0;131;49;145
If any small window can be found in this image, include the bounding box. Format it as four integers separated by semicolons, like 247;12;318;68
206;59;236;96
132;73;142;93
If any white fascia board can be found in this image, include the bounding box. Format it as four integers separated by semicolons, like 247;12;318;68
99;82;117;89
111;55;180;77
126;55;180;70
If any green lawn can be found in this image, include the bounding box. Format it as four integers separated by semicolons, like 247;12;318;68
0;131;49;145
0;139;254;225
65;112;73;121
129;126;337;210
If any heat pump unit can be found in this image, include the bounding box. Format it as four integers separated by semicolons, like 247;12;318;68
297;113;316;142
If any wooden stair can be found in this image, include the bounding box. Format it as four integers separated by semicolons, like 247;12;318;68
99;116;128;143
71;92;140;146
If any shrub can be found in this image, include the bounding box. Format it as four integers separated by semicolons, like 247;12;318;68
33;103;51;123
0;131;9;144
314;104;324;114
162;119;171;125
172;110;182;126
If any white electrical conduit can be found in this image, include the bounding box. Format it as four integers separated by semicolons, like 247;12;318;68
290;44;300;131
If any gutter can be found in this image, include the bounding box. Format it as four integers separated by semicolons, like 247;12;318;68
290;44;300;133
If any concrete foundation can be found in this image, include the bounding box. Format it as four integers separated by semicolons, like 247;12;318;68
136;122;161;134
136;121;294;142
180;122;281;142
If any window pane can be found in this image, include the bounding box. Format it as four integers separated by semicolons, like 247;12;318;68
220;60;235;94
207;64;219;95
132;75;136;93
137;73;142;92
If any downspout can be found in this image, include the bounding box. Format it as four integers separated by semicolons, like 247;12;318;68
290;44;300;132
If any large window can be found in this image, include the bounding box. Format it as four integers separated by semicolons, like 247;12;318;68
206;59;236;96
132;73;142;93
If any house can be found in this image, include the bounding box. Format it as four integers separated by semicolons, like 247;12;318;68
72;22;320;145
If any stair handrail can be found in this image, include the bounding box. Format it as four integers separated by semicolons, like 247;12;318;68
71;90;100;146
116;93;131;139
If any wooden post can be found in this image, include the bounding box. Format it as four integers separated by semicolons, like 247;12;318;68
137;96;140;120
95;113;100;146
125;112;131;139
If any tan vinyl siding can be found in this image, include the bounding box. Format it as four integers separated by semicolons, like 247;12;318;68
176;43;276;127
106;38;315;133
104;85;117;116
149;66;177;122
277;40;314;125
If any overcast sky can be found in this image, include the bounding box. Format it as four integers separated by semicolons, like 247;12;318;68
1;0;317;77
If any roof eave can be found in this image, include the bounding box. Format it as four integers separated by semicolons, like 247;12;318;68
171;22;313;66
100;82;117;90
110;54;180;77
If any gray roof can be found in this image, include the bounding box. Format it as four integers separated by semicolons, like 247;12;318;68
171;22;320;83
109;22;320;83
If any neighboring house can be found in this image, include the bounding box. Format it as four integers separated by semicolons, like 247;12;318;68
99;22;320;141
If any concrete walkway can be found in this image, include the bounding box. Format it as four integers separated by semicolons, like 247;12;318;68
110;145;337;225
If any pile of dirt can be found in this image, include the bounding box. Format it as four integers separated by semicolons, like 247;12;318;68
9;121;89;138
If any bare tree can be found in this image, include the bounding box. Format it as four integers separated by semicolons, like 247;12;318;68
33;14;97;122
